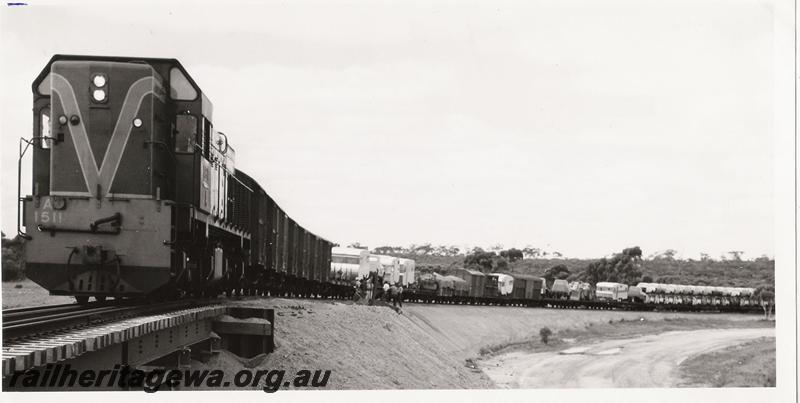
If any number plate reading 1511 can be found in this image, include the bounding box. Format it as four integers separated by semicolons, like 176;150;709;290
35;198;64;224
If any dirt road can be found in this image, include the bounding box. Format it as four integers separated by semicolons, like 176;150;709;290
481;327;775;388
401;304;764;360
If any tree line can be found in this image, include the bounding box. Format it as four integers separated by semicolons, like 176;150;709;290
359;242;767;263
358;243;563;259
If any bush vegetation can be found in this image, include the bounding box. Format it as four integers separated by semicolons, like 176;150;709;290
2;232;26;281
539;327;553;344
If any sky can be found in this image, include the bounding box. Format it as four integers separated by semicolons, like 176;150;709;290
0;0;779;259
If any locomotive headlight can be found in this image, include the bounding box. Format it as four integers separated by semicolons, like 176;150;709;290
92;74;107;87
58;115;68;125
132;118;142;128
92;89;106;102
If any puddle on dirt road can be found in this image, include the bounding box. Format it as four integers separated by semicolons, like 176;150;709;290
593;347;622;355
558;346;623;355
559;346;591;355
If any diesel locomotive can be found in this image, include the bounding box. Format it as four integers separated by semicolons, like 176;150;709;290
19;55;348;303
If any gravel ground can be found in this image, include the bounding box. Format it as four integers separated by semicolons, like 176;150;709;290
2;279;74;308
190;299;768;390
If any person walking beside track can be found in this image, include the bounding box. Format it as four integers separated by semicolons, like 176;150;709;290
383;282;390;301
366;278;373;302
397;283;404;308
390;283;398;307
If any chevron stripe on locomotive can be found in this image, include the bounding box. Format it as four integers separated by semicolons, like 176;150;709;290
22;55;345;303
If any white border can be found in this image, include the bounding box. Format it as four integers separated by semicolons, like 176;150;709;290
1;0;796;402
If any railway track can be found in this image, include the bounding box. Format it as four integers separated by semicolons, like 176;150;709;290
3;302;103;323
0;291;335;343
2;299;219;343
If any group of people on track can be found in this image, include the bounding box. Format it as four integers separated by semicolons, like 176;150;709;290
354;272;404;309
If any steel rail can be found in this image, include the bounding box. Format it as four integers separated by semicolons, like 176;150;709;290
2;303;96;322
2;298;217;343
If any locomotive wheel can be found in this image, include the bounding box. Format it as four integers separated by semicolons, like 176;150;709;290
75;296;89;305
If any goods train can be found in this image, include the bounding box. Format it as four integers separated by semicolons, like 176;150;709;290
407;269;760;310
18;55;351;303
14;54;768;314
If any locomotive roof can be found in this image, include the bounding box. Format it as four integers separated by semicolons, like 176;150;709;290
32;54;207;108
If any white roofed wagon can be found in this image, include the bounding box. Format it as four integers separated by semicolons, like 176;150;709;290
331;247;369;284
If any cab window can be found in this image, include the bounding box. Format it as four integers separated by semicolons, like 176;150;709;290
169;68;198;101
174;114;197;153
40;108;51;149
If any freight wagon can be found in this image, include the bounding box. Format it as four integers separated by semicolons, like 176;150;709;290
595;282;629;301
548;279;570;299
507;274;544;300
397;258;416;286
375;255;401;284
453;268;486;298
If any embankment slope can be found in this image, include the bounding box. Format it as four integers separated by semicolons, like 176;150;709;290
197;299;768;390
